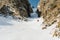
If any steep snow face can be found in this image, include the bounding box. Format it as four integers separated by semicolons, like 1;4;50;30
30;8;38;18
0;16;60;40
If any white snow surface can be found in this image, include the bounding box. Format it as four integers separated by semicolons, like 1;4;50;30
0;8;60;40
0;16;60;40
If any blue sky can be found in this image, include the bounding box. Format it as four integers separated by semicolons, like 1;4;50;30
29;0;40;8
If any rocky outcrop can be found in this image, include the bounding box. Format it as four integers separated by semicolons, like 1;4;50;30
0;0;33;19
36;9;41;17
37;0;60;37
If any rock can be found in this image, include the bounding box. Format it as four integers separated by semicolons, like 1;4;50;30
0;0;33;19
36;9;41;17
37;20;39;22
0;5;13;17
37;0;60;37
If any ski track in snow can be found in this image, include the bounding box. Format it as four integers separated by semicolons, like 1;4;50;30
0;8;60;40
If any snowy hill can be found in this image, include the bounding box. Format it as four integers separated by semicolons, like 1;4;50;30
0;16;60;40
0;8;60;40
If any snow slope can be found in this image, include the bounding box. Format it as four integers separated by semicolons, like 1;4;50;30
0;16;60;40
30;8;38;18
0;8;60;40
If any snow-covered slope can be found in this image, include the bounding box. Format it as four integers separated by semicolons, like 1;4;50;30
30;8;38;18
0;16;60;40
